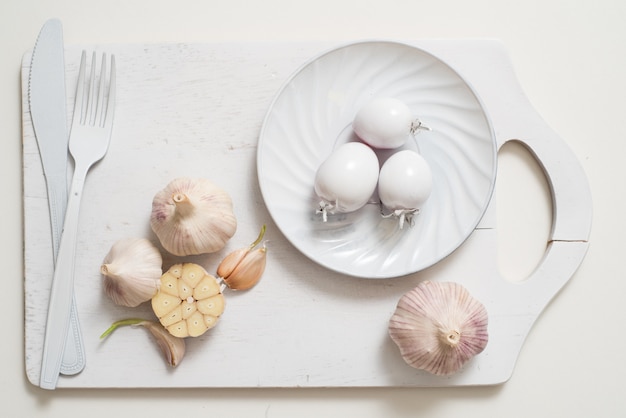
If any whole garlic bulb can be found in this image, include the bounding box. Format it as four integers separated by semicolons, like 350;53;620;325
101;238;163;307
150;177;237;256
388;281;489;376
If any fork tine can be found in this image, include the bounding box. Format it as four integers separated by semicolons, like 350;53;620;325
104;55;116;130
96;53;107;127
72;51;87;129
86;51;97;125
72;51;115;130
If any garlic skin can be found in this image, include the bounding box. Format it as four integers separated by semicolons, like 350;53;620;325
217;224;267;290
101;238;163;307
140;320;186;367
100;319;186;367
150;177;237;256
388;281;488;376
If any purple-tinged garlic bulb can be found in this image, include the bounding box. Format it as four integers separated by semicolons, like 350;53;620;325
388;281;488;376
101;238;163;307
150;177;237;256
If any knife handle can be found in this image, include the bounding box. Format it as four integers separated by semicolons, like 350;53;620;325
47;177;65;260
60;296;85;375
46;177;86;375
39;169;87;390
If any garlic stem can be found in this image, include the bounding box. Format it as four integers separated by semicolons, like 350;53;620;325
399;212;406;229
380;207;418;229
172;193;194;218
100;318;146;339
409;118;431;135
249;224;266;249
317;201;334;222
440;329;461;348
100;264;111;275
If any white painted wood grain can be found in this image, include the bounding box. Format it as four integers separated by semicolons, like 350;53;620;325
22;41;591;388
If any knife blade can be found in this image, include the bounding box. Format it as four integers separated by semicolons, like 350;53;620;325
29;18;86;379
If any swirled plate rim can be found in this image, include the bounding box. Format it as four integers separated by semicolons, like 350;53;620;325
257;39;497;279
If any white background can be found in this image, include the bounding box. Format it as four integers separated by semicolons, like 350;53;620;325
1;0;624;416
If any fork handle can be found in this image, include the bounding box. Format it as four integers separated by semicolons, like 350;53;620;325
39;165;88;390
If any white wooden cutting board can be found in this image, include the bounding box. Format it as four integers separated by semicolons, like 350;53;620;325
21;40;591;388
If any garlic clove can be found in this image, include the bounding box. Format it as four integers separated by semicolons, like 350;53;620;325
216;247;249;279
181;300;197;319
160;271;180;296
217;224;268;291
151;263;225;338
216;224;266;278
166;322;189;339
196;294;226;316
100;318;186;367
193;275;222;300
141;321;186;367
150;177;237;256
186;311;209;337
388;281;489;376
178;278;193;300
152;292;182;318
223;246;267;291
100;238;163;307
182;263;208;288
160;305;184;327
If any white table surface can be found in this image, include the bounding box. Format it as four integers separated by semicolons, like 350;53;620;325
2;0;624;416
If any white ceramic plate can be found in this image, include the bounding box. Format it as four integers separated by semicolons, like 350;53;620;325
257;40;496;278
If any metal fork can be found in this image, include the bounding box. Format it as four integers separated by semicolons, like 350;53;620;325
40;51;116;390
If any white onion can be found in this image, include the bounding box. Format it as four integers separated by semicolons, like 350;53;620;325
378;150;432;228
314;142;380;221
352;97;429;149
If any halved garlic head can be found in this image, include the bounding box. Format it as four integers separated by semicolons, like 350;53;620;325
151;263;225;338
388;281;488;376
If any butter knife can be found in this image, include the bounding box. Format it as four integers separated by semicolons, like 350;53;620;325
29;18;85;377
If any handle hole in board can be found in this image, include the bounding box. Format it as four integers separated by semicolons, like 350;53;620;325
496;140;553;283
